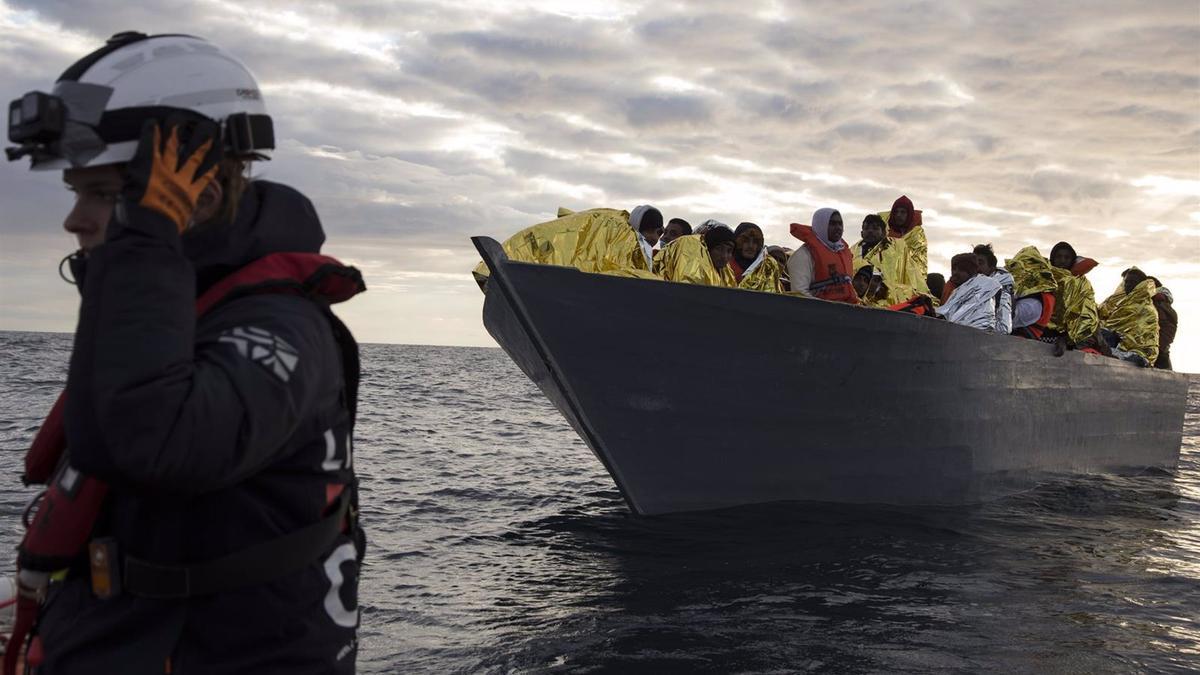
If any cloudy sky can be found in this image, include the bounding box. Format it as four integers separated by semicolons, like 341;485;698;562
1;0;1197;371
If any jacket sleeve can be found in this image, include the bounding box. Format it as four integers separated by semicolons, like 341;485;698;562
1158;303;1178;346
996;286;1013;336
787;247;814;296
65;209;337;497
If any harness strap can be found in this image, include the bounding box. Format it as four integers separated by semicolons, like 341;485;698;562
122;489;351;600
809;274;851;291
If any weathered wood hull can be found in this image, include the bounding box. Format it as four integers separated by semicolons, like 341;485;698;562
473;237;1189;515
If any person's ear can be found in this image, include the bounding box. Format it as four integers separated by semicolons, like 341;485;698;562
192;177;224;224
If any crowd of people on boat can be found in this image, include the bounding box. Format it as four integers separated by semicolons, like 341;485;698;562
474;196;1178;370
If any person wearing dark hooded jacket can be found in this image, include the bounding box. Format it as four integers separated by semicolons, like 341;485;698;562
1148;276;1178;370
6;33;365;674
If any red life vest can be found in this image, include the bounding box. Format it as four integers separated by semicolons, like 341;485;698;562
1014;291;1057;339
728;257;746;282
4;252;364;675
1070;257;1097;277
888;295;933;316
789;224;859;304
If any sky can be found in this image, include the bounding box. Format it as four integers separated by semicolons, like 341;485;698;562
0;0;1198;370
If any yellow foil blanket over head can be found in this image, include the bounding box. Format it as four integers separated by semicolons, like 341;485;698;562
1099;273;1160;364
658;234;736;287
1048;267;1100;346
1004;246;1057;297
472;207;660;288
878;212;929;291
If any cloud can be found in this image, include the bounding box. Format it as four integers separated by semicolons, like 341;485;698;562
1025;169;1124;202
623;94;713;127
1;0;1198;369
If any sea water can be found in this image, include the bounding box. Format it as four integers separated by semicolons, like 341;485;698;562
1;332;1197;673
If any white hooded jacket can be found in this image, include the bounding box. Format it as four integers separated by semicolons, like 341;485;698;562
629;205;662;272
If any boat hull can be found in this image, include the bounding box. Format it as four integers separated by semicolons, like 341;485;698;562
474;237;1189;515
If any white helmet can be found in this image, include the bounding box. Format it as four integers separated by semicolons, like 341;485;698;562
6;31;274;170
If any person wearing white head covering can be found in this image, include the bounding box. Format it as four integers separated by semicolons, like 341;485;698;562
786;208;857;302
629;204;664;272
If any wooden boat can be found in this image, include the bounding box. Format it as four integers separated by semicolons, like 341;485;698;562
472;236;1189;515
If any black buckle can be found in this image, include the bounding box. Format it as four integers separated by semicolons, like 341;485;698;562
225;112;274;156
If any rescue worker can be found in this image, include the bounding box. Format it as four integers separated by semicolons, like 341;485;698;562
787;208;859;303
1006;246;1059;340
1046;241;1102;355
729;222;784;293
937;253;1003;331
973;244;1014;335
660;217;692;247
1147;276;1177;370
658;225;737;287
4;32;365;673
853;214;917;304
1099;268;1160;366
880;195;930;292
472;205;659;288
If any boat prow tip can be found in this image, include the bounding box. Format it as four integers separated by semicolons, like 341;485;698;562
471;236;506;261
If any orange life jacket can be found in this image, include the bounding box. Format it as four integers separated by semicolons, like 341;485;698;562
888;295;933;316
1070;257;1098;277
1014;291;1057;339
789;224;859;304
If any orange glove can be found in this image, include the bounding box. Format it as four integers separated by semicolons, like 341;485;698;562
121;114;222;233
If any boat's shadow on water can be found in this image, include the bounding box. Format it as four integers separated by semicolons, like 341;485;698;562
471;473;1197;674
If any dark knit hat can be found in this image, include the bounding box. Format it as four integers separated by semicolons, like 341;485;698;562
703;225;736;249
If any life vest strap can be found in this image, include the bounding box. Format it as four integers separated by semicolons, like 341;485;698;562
809;274;851;291
121;488;353;600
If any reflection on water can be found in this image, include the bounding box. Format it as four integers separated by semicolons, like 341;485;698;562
1;334;1197;673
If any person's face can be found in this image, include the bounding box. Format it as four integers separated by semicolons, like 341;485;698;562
641;225;664;247
891;207;908;228
735;229;763;259
853;274;870;297
708;241;734;270
62;165;123;253
949;265;970;286
861;222;884;245
827;212;844;243
662;222;688;245
976;254;995;276
1124;272;1146;295
1051;247;1074;270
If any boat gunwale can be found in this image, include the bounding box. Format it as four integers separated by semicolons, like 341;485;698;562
473;236;645;513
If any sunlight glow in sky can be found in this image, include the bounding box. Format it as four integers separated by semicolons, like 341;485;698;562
0;0;1197;371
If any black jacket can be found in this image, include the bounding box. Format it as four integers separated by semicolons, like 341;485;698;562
41;182;362;674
